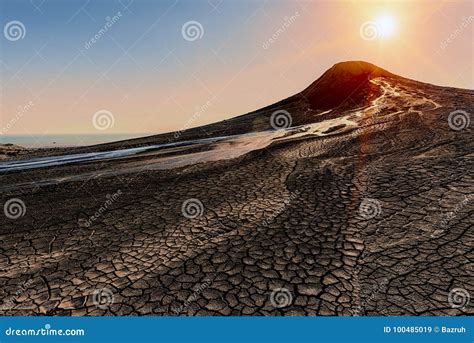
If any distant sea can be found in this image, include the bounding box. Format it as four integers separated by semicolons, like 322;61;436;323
0;134;151;148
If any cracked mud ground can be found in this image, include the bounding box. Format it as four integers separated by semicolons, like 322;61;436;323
1;64;473;316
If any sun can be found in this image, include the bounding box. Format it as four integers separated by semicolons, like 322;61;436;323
375;15;396;38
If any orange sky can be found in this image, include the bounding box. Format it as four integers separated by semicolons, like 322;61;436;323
1;0;472;136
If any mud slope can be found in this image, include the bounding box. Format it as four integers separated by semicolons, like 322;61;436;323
1;61;473;316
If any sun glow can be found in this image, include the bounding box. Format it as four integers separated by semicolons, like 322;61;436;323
375;15;396;38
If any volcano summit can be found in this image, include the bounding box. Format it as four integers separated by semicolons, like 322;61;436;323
1;61;472;316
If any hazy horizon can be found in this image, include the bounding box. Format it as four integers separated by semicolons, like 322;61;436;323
1;0;473;136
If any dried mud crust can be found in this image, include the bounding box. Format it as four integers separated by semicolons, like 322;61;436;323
0;79;473;316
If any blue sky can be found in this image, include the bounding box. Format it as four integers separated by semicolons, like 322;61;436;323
1;0;472;135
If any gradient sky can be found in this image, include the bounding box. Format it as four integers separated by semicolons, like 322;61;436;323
1;0;473;136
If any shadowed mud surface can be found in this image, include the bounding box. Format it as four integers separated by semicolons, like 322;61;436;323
1;62;473;316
